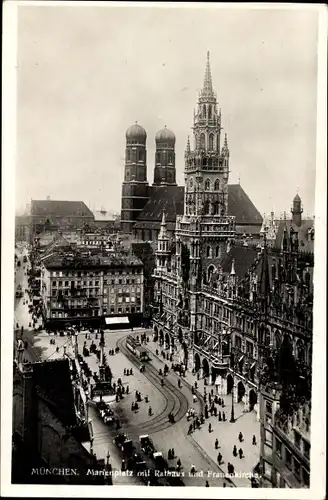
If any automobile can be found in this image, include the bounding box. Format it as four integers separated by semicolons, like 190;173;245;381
127;453;146;473
139;435;155;455
152;451;169;472
113;433;133;453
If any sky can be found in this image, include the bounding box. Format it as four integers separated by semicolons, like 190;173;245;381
15;4;319;218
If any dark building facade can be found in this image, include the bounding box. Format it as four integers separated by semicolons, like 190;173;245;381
12;355;106;485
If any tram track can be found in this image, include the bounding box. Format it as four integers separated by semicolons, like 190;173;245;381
93;335;189;444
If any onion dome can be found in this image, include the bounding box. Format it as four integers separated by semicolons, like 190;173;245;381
155;125;176;146
126;121;147;142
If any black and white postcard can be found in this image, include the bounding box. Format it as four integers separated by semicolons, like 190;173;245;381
1;2;327;498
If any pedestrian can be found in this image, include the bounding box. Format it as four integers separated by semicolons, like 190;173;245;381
238;432;243;442
218;411;222;421
124;368;126;375
131;402;135;412
193;420;196;431
208;423;212;433
190;464;196;474
217;452;222;465
148;407;152;416
218;397;222;406
193;394;197;403
214;406;217;417
222;400;225;408
238;448;243;459
215;438;219;449
171;448;175;458
168;449;172;460
188;423;193;434
233;445;238;457
126;385;129;394
121;459;126;471
222;411;226;422
194;381;198;389
252;434;257;445
56;346;59;353
197;372;200;380
223;482;226;488
130;368;133;376
177;458;181;469
205;481;209;487
178;379;181;388
145;395;148;403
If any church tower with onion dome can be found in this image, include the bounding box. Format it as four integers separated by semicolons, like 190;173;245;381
120;122;149;234
153;126;177;186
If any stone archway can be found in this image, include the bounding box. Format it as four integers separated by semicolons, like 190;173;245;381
295;339;305;362
249;389;257;411
227;374;233;394
237;381;246;403
165;331;170;347
202;358;210;378
194;352;201;372
159;330;164;345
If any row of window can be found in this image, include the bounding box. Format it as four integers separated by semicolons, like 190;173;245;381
51;269;141;278
51;278;141;288
51;289;100;297
105;287;141;294
104;296;139;304
106;306;140;314
51;310;100;318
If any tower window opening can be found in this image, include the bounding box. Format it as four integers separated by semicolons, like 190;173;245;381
200;133;205;149
204;178;211;191
214;179;220;191
215;245;220;258
208;105;212;120
206;246;212;258
127;149;131;161
203;105;207;119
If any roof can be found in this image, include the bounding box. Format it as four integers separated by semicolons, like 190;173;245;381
137;186;185;222
32;359;77;427
274;219;314;253
219;245;260;278
31;200;94;219
135;184;262;229
43;250;143;270
227;184;263;225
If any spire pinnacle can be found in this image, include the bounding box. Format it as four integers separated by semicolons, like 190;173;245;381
202;50;213;95
161;210;166;226
186;135;191;153
224;133;228;148
230;258;236;276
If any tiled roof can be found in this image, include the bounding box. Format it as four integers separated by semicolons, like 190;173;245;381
219;245;260;278
135;184;262;227
33;359;77;427
43;250;143;269
31;200;94;218
227;184;263;224
137;186;185;222
275;219;314;253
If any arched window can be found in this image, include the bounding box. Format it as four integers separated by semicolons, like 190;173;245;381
215;246;220;258
208;105;212;119
209;134;214;150
139;150;144;162
127;149;131;161
204;179;211;191
204;200;210;215
200;133;205;149
206;246;212;258
202;157;207;166
156;152;161;164
208;265;215;282
126;170;130;181
203;105;206;118
214;179;220;191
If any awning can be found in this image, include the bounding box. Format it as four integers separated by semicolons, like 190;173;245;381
105;316;129;325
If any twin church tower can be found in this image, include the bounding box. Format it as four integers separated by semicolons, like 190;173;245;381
120;52;231;235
